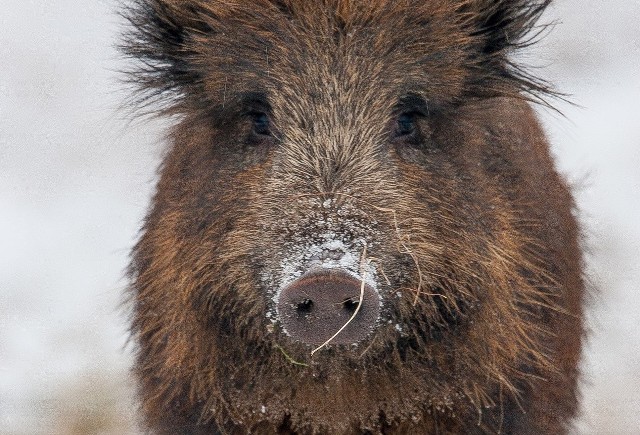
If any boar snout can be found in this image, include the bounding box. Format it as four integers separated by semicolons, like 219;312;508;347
276;270;380;345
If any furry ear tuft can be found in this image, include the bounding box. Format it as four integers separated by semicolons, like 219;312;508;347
120;0;214;115
471;0;552;55
460;0;556;104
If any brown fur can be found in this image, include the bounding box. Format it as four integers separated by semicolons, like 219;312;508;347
122;1;583;433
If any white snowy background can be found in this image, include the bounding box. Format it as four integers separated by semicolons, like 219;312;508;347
1;1;638;433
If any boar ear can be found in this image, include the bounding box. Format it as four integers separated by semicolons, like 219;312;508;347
120;0;214;115
463;0;554;102
470;0;551;55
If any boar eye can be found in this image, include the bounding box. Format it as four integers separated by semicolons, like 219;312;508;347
395;112;418;137
250;111;271;136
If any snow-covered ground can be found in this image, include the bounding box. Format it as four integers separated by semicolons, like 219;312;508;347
1;1;638;433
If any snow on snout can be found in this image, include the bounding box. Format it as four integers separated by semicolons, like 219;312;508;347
268;234;380;322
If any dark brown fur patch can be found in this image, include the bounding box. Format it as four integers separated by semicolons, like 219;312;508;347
122;1;583;434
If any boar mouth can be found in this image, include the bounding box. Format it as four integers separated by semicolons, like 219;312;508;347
276;269;381;346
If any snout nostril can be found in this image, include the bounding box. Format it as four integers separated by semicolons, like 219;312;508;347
296;299;314;314
342;297;360;313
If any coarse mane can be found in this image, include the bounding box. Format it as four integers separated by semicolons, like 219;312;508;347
119;0;556;118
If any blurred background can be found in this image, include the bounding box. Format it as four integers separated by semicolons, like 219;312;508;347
1;1;638;433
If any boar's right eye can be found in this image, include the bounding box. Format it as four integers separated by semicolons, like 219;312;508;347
249;111;271;137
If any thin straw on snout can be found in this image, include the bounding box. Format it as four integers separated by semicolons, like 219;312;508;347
311;243;370;356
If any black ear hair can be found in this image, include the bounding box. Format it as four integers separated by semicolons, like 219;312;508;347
120;1;213;115
473;0;551;55
462;0;555;104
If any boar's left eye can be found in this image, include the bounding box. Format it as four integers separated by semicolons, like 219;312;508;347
393;95;431;143
250;111;271;136
395;112;417;137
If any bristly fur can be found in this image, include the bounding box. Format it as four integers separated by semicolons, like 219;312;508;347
122;1;584;434
120;0;556;117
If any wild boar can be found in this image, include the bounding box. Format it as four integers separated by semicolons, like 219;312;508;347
122;1;584;433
